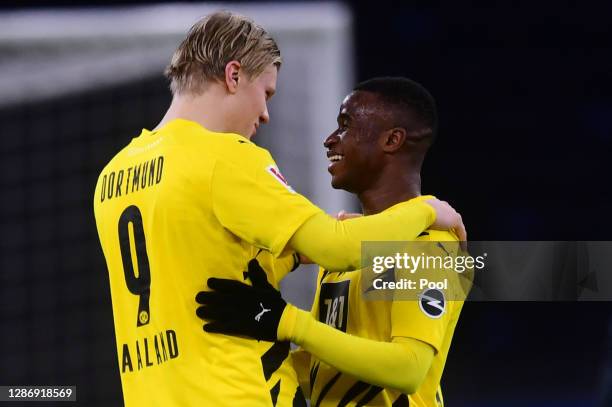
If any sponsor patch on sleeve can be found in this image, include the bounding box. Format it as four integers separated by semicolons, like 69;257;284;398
266;165;295;193
418;288;446;319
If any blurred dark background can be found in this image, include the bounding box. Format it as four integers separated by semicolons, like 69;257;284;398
1;1;611;406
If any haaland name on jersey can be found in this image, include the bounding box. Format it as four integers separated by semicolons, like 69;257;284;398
121;329;179;374
99;155;164;202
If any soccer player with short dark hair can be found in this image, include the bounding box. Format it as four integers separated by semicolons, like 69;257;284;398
197;77;469;406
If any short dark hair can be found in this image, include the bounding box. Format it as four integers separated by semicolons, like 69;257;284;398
353;77;438;141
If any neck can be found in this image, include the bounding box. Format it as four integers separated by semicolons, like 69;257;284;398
154;86;237;136
358;167;422;216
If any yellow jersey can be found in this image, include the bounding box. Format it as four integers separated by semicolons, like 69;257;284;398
307;229;469;407
93;119;319;406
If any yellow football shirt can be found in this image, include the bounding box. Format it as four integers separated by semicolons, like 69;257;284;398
93;119;319;406
307;227;469;407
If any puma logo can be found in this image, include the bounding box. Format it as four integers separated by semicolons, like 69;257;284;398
254;302;271;322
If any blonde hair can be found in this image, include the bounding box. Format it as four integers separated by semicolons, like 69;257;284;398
165;11;282;95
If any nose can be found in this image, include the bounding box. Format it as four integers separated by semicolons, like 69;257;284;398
324;130;340;149
260;104;270;125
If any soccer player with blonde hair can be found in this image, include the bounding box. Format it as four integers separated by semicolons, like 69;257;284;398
94;11;465;406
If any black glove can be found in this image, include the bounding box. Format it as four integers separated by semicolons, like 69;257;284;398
195;259;287;342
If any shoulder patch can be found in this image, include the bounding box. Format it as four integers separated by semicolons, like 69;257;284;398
266;165;295;193
418;288;446;319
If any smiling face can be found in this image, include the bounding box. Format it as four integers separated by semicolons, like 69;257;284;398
230;64;277;138
324;91;391;193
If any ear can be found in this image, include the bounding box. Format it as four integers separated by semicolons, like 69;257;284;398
381;127;407;153
224;61;241;94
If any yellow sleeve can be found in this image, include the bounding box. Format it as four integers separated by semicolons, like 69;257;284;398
391;300;454;353
271;249;301;280
289;200;436;272
278;306;434;394
253;249;300;286
211;149;322;256
390;239;465;352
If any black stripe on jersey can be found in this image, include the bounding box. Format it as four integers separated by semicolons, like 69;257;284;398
365;267;395;293
293;385;307;407
313;372;341;407
310;361;320;393
261;341;290;381
436;242;451;256
337;381;370;406
270;380;281;406
291;252;301;272
355;386;384;406
392;394;409;407
320;269;331;284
